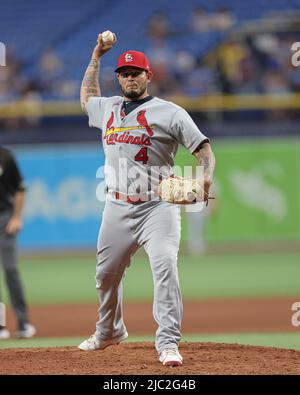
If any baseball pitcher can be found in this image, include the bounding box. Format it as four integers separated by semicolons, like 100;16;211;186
78;31;216;367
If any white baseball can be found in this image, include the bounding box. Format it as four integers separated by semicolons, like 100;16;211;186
101;30;114;43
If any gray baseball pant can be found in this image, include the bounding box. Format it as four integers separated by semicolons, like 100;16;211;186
95;197;183;354
0;211;29;327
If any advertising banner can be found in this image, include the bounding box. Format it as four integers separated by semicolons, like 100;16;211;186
13;143;105;249
175;138;300;242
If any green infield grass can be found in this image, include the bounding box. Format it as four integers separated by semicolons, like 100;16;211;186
1;332;300;351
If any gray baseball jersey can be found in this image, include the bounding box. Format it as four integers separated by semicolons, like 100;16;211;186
86;96;208;196
84;95;208;354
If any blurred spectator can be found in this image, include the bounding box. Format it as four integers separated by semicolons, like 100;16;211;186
150;64;180;97
183;64;218;96
210;5;236;31
54;79;78;100
263;70;292;120
0;49;22;102
191;6;212;33
215;39;248;93
191;5;236;33
4;81;42;130
38;48;64;95
251;33;280;69
147;41;180;96
18;81;42;127
264;70;290;94
236;49;260;93
147;10;172;43
39;48;63;80
287;63;300;92
0;9;299;125
273;36;293;68
175;50;197;74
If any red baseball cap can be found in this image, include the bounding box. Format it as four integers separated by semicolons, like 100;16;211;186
115;50;151;72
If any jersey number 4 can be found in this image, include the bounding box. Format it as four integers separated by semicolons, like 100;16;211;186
134;147;149;164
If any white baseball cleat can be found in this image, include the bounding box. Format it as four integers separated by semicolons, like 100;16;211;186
15;323;36;339
0;328;11;340
159;346;183;367
78;332;128;351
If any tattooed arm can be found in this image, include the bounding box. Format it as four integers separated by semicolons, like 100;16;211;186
193;142;216;200
80;32;117;113
80;58;100;112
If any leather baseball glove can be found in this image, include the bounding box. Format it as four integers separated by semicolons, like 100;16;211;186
158;176;210;205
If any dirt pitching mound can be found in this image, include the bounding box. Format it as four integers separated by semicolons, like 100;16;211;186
6;297;298;337
1;342;300;375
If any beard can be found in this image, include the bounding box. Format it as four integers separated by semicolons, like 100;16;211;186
121;85;147;100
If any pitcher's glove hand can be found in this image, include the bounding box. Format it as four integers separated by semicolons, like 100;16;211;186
158;176;213;205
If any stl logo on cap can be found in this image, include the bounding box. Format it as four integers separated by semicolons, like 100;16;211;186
125;53;133;62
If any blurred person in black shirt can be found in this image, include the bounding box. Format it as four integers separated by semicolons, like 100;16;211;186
0;146;36;339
